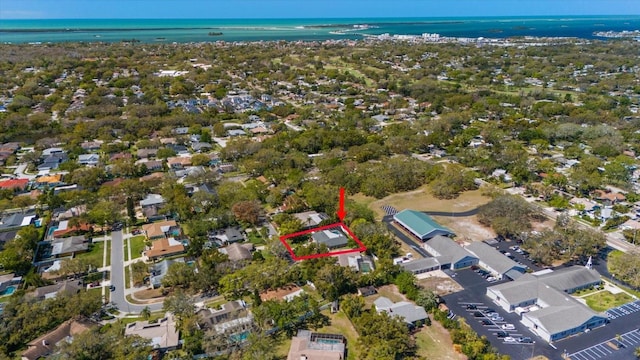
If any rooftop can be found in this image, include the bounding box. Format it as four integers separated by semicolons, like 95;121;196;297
393;210;454;239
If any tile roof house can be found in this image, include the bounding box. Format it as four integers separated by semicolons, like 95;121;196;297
145;238;185;261
311;229;349;250
52;221;92;238
393;210;455;241
142;220;179;240
373;296;429;327
124;314;180;351
0;178;29;191
167;156;192;169
593;190;626;205
487;266;605;342
21;317;97;360
287;330;346;360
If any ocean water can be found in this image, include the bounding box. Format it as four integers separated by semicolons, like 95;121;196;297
0;16;639;43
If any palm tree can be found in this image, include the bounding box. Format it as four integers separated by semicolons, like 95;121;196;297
140;306;151;320
634;346;640;359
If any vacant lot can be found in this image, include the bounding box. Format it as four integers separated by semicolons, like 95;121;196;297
584;291;634;312
432;215;496;241
415;321;467;360
368;187;491;219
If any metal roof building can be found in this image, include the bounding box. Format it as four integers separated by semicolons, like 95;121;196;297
393;209;454;241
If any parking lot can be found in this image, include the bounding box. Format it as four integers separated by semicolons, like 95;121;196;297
605;299;640;320
568;328;640;360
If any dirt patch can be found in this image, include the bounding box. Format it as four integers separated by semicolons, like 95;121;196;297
432;215;496;241
365;284;407;308
368;187;491;220
415;321;466;360
416;270;464;296
532;218;555;232
133;288;165;300
259;284;302;301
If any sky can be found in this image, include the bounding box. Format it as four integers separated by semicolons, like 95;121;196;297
1;0;639;19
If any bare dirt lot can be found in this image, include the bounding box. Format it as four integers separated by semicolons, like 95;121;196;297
432;215;496;241
416;270;464;296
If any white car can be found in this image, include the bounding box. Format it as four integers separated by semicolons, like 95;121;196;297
504;337;517;343
501;324;515;330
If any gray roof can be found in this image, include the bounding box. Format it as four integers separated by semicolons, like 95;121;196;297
220;243;254;262
401;257;440;273
140;194;165;207
465;241;526;275
523;304;605;336
311;229;349;249
536;266;601;292
424;235;477;265
51;236;88;256
150;258;185;287
374;296;429;324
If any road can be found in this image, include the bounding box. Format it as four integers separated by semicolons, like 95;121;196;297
382;215;430;257
110;230;163;314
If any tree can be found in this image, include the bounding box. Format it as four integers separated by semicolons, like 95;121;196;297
314;264;357;301
430;164;477;199
126;196;136;223
131;261;149;286
54;323;152;360
88;200;123;225
163;290;195;330
478;195;542;238
140;306;151;320
162;262;197;289
231;200;263;225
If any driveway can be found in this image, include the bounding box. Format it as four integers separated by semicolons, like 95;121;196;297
110;230;163;314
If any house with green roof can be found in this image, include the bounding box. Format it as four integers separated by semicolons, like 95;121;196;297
393;209;455;241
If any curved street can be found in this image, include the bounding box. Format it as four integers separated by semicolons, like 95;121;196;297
109;230;163;314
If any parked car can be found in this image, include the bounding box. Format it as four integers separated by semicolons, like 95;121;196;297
501;324;515;330
486;276;497;282
466;304;478;310
473;311;484;317
109;285;116;292
504;337;517;343
495;331;509;338
481;319;493;325
483;308;496;314
490;315;503;321
517;337;534;343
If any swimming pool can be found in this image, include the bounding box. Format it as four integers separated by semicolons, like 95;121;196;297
0;286;16;296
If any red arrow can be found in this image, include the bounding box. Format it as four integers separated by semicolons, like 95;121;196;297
337;187;346;221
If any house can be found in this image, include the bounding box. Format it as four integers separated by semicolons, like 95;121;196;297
138;159;163;171
487;266;605;342
423;235;478;270
50;235;89;257
191;142;212;153
109;152;132;162
311;229;349;250
167;156;192;170
78;153;100;166
21;317;97;360
80;140;103;152
400;257;441;275
357;286;377;297
30;280;82;300
0;178;29;191
209;227;244;245
196;300;253;334
140;194;166;209
219;242;254;262
35;174;64;189
287;330;346;360
569;197;598;212
0;210;38;232
150;258;185;288
593;189;626;206
52;221;91;238
465;242;526;280
0;273;21;294
217;163;236;173
124;314;180;351
393;210;455;241
38;152;68;171
260;285;305;302
137;148;158;159
373;296;429;327
145;238;186;261
227;129;246;137
292;211;328;229
142;220;180;240
336;254;375;273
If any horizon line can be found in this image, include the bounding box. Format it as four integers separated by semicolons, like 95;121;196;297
3;14;640;20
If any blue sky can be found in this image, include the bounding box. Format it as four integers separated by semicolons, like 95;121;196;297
1;0;639;19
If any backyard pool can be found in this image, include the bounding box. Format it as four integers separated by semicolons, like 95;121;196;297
0;286;16;296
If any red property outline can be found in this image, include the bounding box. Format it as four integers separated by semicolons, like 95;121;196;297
279;222;366;261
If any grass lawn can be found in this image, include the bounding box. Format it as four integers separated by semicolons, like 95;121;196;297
77;241;106;269
415;321;466;360
246;230;266;245
125;266;131;288
118;312;165;325
204;297;227;309
584;291;634;312
129;236;147;260
368;186;491;220
574;287;601;297
316;310;361;360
